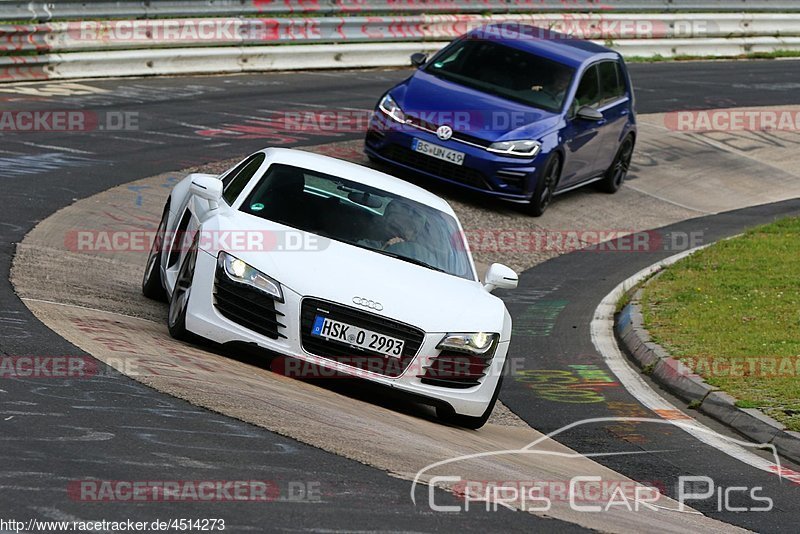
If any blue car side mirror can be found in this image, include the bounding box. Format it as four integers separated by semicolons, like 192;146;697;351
577;106;604;121
410;53;428;68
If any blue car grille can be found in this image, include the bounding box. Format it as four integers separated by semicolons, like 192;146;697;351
380;144;491;191
496;170;527;191
405;117;492;148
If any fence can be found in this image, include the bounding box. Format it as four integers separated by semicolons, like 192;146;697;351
3;1;800;22
2;4;799;82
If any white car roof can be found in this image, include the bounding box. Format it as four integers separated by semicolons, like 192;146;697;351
259;147;456;217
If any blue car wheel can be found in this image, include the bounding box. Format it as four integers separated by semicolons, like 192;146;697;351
527;153;562;217
600;135;635;194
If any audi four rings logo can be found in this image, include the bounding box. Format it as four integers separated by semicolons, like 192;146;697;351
436;125;453;141
353;297;383;311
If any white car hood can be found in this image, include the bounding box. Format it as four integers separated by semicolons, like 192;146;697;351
205;211;506;334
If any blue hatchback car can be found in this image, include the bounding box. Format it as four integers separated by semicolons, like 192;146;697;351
364;24;637;216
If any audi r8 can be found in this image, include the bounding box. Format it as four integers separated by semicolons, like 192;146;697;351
142;148;518;428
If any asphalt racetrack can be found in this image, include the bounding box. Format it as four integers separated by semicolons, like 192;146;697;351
1;60;800;532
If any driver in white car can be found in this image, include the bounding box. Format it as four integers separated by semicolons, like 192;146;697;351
360;199;439;268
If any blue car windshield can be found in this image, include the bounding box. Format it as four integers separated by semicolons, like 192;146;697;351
241;164;475;281
425;39;575;113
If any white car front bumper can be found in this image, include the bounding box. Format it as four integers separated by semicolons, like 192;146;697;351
185;250;508;417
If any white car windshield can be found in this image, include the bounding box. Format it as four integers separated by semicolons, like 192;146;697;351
241;163;475;280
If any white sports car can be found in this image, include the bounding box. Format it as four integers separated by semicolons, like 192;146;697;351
142;148;518;428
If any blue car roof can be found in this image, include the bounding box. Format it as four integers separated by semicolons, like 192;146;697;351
465;24;617;68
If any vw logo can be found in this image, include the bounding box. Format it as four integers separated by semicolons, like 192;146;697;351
436;125;453;141
352;297;383;311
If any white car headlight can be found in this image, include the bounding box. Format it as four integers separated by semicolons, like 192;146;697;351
378;93;406;123
437;332;499;355
487;140;541;158
219;252;283;302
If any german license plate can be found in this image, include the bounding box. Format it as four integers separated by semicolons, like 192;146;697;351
311;316;404;358
412;138;465;166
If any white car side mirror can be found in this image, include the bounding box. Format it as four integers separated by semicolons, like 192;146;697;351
483;263;518;292
189;173;223;210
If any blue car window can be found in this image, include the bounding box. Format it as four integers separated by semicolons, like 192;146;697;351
599;61;625;104
574;65;601;110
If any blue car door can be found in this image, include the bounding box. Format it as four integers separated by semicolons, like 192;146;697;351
559;64;607;187
593;60;631;173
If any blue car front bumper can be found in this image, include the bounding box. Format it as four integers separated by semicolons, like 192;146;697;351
364;115;543;203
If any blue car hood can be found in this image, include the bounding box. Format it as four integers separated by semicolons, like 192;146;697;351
398;71;561;142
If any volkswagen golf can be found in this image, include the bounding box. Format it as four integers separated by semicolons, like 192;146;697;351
365;24;637;216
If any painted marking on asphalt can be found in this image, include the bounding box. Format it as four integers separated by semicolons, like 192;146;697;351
514;367;617;404
0;427;113;442
0;310;31;339
0;411;64;417
147;131;209;141
168;119;217;130
643;116;800;176
256;102;327;110
14;141;95;155
652;409;693;420
767;465;800;485
511;299;568;337
0;153;99;178
214;111;282;121
591;244;800;482
102;134;163;145
0;82;109;97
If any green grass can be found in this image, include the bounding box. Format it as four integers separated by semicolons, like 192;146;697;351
641;217;800;431
626;50;800;63
616;289;634;314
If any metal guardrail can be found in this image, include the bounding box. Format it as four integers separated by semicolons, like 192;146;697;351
4;13;800;53
2;0;800;22
2;10;800;82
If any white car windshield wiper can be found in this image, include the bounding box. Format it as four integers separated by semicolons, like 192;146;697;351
336;236;449;274
372;249;447;273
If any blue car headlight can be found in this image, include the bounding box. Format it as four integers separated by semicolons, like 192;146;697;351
219;252;283;302
378;93;406;123
487;140;542;158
